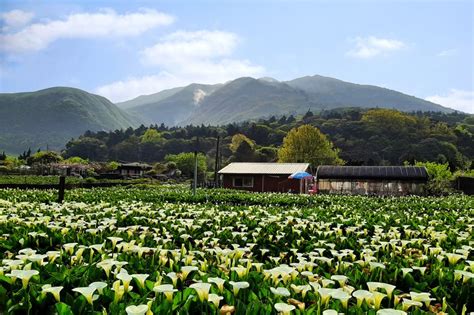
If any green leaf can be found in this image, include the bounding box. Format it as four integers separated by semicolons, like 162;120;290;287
0;275;12;285
55;302;74;315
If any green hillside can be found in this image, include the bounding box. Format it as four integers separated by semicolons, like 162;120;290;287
184;77;312;125
116;86;185;110
286;75;452;112
0;87;140;154
127;83;222;126
123;75;454;126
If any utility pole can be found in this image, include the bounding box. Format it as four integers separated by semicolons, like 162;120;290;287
193;150;198;195
214;136;220;187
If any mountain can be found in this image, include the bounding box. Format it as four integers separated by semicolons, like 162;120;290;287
184;77;312;125
116;86;185;110
0;75;454;154
122;74;453;126
286;75;449;112
258;77;280;83
0;87;140;154
124;83;222;126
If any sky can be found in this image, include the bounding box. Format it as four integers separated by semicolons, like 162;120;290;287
0;0;473;113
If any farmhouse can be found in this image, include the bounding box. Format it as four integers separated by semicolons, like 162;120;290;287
115;163;152;177
315;165;428;196
218;162;311;193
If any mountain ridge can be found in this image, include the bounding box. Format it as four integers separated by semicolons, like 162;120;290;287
0;75;457;154
116;74;453;126
0;87;140;154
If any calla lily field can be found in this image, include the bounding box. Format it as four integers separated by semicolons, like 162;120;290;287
0;186;472;314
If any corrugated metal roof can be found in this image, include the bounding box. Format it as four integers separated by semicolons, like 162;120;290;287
218;162;310;175
316;165;428;180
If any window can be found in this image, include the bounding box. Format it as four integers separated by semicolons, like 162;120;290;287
233;176;254;187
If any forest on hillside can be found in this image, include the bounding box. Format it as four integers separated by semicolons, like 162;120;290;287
59;108;473;170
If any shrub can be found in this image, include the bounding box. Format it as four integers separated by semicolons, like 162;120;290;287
414;161;453;195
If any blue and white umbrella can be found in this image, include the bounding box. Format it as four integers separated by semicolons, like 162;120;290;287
288;171;312;179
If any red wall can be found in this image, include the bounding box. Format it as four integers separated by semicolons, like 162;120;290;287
222;174;301;193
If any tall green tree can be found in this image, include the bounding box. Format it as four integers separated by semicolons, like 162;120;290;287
278;124;343;166
165;152;207;179
230;134;257;162
229;134;255;152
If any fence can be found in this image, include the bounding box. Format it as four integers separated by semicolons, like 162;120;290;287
191;181;221;189
0;182;131;190
0;177;135;203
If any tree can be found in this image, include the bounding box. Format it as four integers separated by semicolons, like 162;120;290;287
152;162;167;174
303;110;314;120
412;161;453;195
141;129;164;144
27;151;63;165
229;134;257;162
361;109;417;136
64;137;108;161
248;124;272;145
112;136;140;162
278;124;343;166
165;152;207;179
256;146;278;162
18;148;31;160
286;115;296;123
2;156;24;169
403;138;468;170
63;156;89;165
230;134;255;152
106;161;120;171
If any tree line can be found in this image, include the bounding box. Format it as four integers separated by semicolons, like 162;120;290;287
57;108;472;172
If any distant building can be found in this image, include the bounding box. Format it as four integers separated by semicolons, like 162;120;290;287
115;163;152;177
218;162;311;193
49;163;91;177
315;165;428;195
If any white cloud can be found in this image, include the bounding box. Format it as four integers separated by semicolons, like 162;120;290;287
96;30;264;102
426;89;474;113
96;73;183;103
347;36;405;59
0;9;174;53
142;30;239;65
1;10;34;30
437;49;457;57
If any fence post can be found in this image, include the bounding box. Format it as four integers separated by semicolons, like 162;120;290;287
214;136;220;187
193;151;198;196
57;176;65;203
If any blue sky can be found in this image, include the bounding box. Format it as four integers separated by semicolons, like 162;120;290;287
1;0;473;112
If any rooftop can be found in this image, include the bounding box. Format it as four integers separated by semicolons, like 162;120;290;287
120;162;152;169
218;162;310;175
316;165;428;180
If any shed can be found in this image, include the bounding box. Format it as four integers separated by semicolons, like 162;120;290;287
218;162;310;193
315;165;428;195
456;176;474;195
